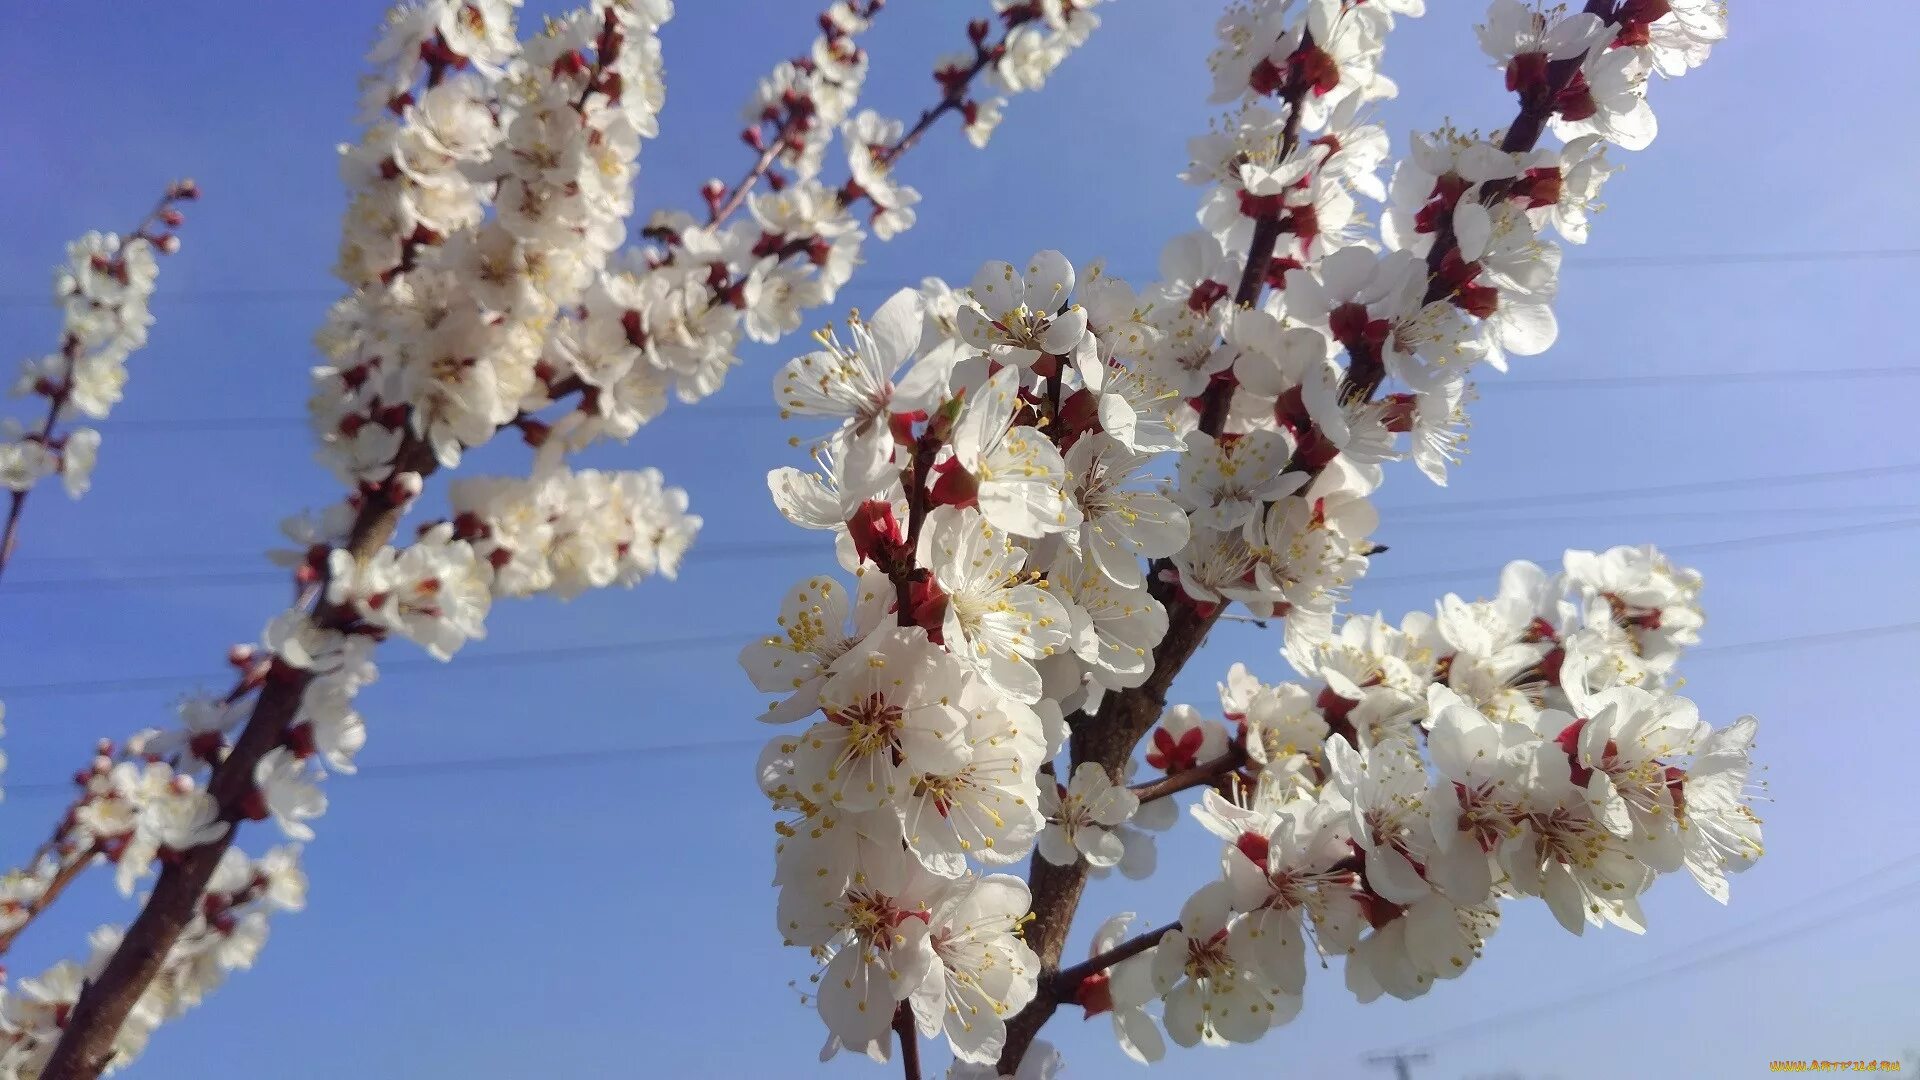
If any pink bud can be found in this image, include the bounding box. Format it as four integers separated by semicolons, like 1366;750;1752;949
169;178;200;200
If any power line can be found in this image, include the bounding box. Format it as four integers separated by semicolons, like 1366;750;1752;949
0;734;770;799
78;366;1920;435
3;248;1912;312
1365;1048;1433;1080
16;503;1919;570
1390;462;1920;517
13;478;1919;593
0;540;819;593
1377;854;1920;1054
1478;365;1919;390
6;615;1918;704
1358;517;1920;591
0;631;755;701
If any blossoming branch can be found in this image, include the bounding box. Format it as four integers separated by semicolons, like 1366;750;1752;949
743;1;1755;1076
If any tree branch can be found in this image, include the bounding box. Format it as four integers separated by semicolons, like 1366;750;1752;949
1050;922;1179;999
0;847;98;957
891;1003;922;1080
1128;744;1247;805
40;363;587;1077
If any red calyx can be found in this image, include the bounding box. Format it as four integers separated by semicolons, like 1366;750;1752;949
1511;166;1564;209
1236;189;1287;220
285;722;318;760
1287;44;1340;96
1553;69;1599;122
1263;256;1304;290
847;500;907;571
1555;717;1594;787
1615;0;1672;47
1354;883;1407;930
1316;685;1360;726
1380;393;1418;433
1279;202;1320;248
1248;56;1285;97
1538;645;1567;686
1663;764;1688;815
1522;617;1561;644
1055;387;1100;448
909;573;950;641
1235;831;1272;874
1146;726;1207;773
1187;279;1229;313
1075;971;1114;1017
1506;51;1551;95
888;410;927;447
929;458;981;510
1413;173;1473;236
188;731;225;761
620;309;648;349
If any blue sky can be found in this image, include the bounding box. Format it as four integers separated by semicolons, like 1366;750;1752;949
2;2;1917;1077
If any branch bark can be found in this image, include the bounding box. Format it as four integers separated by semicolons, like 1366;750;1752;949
891;1003;922;1080
1128;744;1248;805
38;436;431;1079
1050;922;1179;999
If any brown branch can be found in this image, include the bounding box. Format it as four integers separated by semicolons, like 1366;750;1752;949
1050;922;1179;998
891;1003;922;1080
39;436;429;1078
711;138;790;227
0;847;99;957
1128;744;1248;805
41;356;587;1075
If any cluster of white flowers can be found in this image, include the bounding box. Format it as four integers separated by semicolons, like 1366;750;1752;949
1077;548;1760;1059
609;0;1111;409
1;186;191;506
0;845;305;1075
747;0;1750;1076
315;0;673;478
0;1;1127;1071
446;464;699;600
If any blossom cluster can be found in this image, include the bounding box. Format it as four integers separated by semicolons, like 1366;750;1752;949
2;187;192;503
0;0;1125;1071
0;846;305;1074
747;0;1747;1075
614;0;1111;408
1083;548;1761;1059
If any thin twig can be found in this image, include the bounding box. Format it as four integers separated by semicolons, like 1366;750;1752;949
0;193;181;585
1050;922;1179;998
1128;744;1248;805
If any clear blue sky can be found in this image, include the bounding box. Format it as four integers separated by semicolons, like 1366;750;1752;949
2;3;1916;1077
